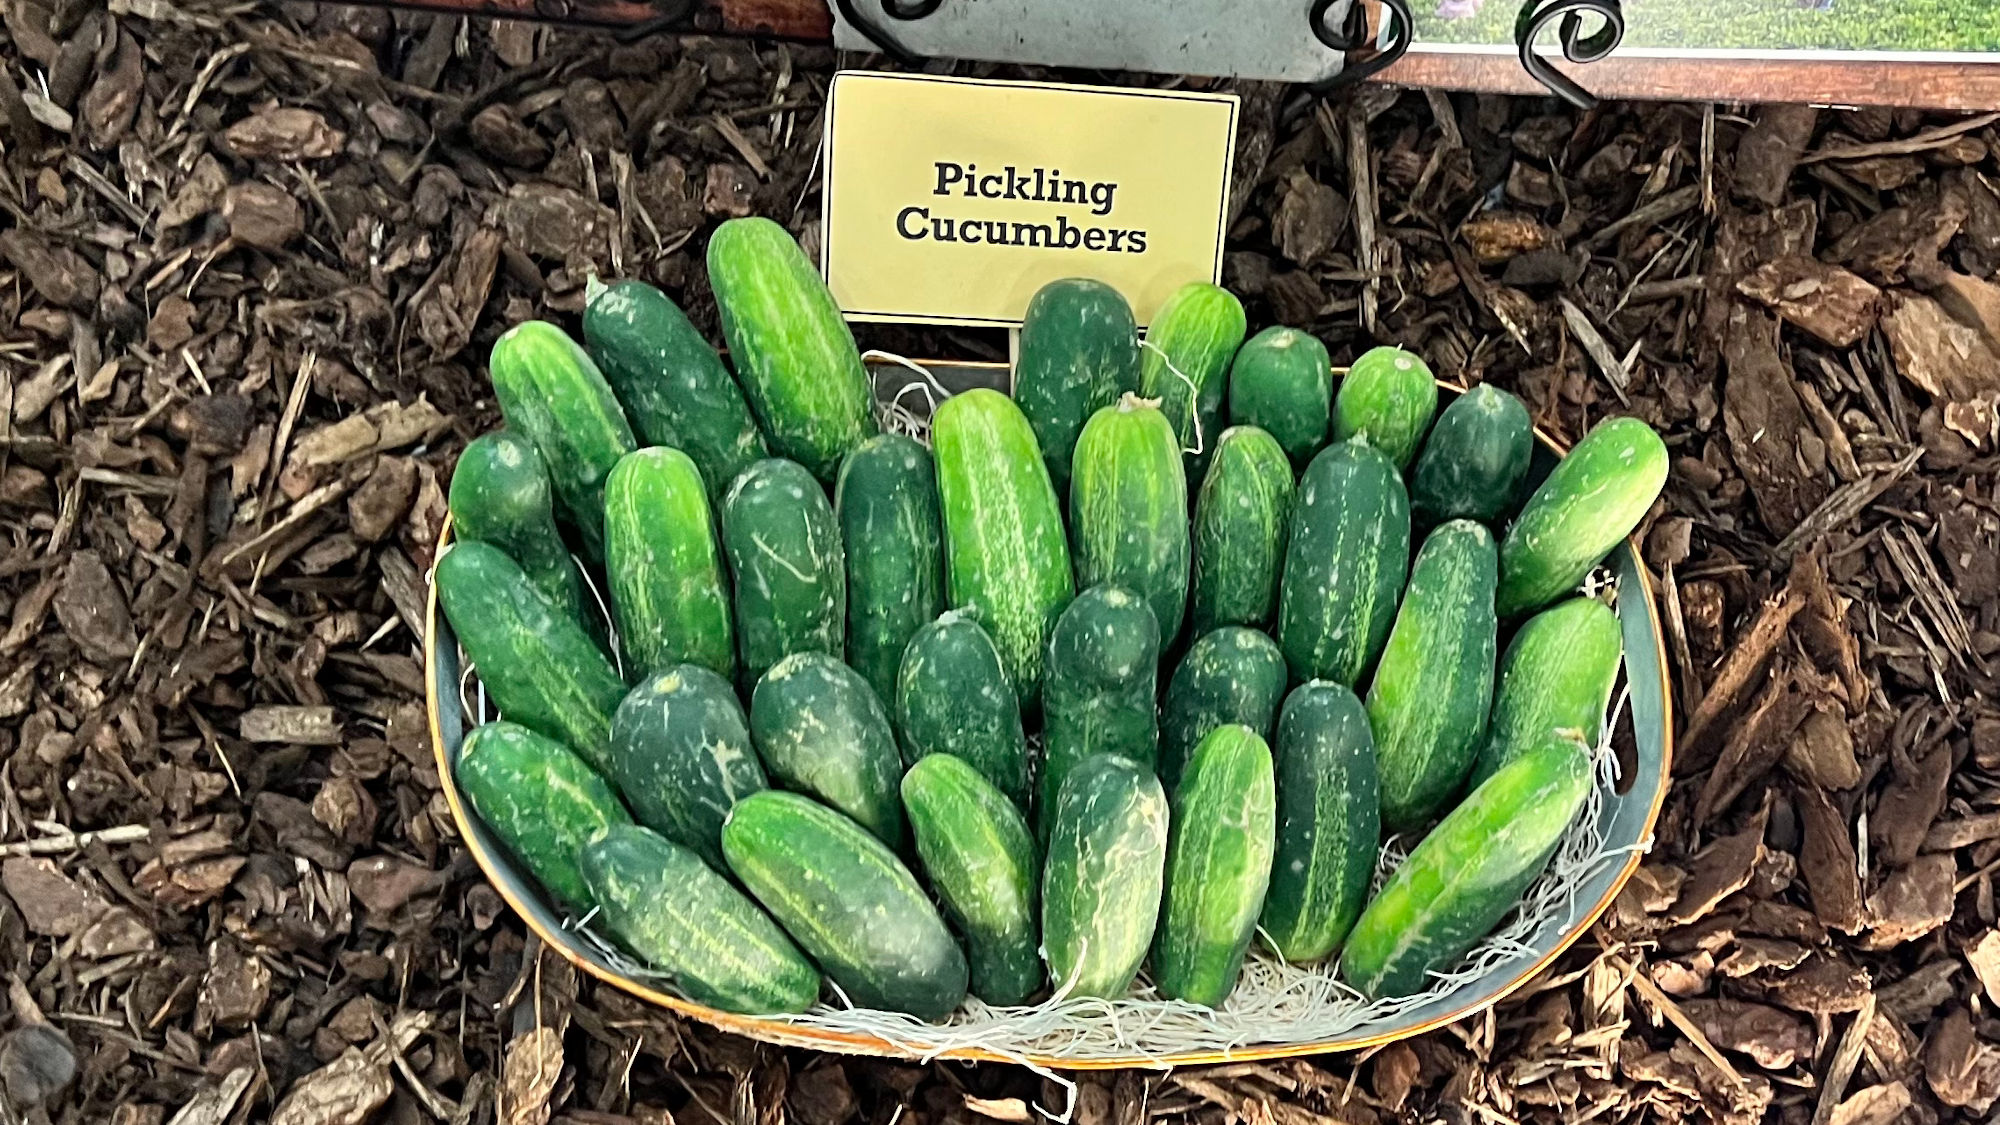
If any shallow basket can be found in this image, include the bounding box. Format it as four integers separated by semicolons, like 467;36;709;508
427;361;1673;1069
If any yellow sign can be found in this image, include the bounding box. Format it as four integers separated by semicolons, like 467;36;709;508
821;72;1238;328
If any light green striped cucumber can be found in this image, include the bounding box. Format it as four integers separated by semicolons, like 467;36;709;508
1333;346;1438;469
932;389;1074;706
582;825;819;1014
457;721;630;909
1409;383;1534;526
835;434;945;707
895;611;1029;807
1154;724;1276;1008
1275;441;1410;686
606;664;765;870
1190;426;1295;635
719;458;845;684
707;217;877;481
1368;520;1498;832
901;754;1042;1006
1468;596;1621;789
1226;327;1332;464
1070;395;1190;641
487;320;637;558
723;790;968;1019
436;541;628;772
1259;681;1378;963
605;448;734;680
1340;734;1592;1000
1160;627;1287;791
750;652;904;845
1041;754;1169;1000
448;431;590;631
1015;278;1142;490
1138;282;1248;478
1496;416;1668;618
1039;586;1160;825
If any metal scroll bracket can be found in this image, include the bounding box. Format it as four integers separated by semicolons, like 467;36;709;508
1514;0;1625;109
1306;0;1414;94
830;0;941;65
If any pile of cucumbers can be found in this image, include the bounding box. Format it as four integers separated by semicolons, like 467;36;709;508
436;216;1668;1022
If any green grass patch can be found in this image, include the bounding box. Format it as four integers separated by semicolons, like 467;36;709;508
1412;0;2000;53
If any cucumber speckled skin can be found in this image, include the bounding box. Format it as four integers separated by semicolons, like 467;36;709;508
458;721;631;909
1038;586;1161;827
895;611;1029;807
1496;416;1668;618
582;825;820;1014
1468;597;1621;789
1409;384;1534;526
1226;327;1332;465
448;431;590;630
901;754;1042;1006
719;458;846;685
1041;754;1170;1000
1159;627;1287;791
1154;724;1276;1008
605;447;735;680
1368;520;1499;833
1332;346;1438;469
1259;681;1378;964
606;664;765;870
1340;735;1591;1000
1015;278;1142;491
1138;282;1248;479
1189;426;1295;636
723;791;968;1019
1070;395;1191;642
487;320;638;558
836;433;945;708
1275;441;1411;687
749;652;905;846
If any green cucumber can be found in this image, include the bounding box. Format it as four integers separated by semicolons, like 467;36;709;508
448;431;590;630
901;754;1042;1006
1040;754;1169;1000
1332;346;1437;469
1154;724;1276;1008
604;448;734;680
1159;626;1287;791
1069;395;1191;642
723;791;968;1019
1189;426;1295;636
1368;519;1499;832
1138;282;1248;479
1226;327;1331;465
1469;597;1622;789
1340;734;1592;1000
436;541;628;772
1039;586;1161;825
1259;681;1378;964
719;458;845;684
1409;384;1534;526
1496;416;1668;618
581;825;819;1014
749;652;904;845
835;434;946;707
1275;441;1411;686
457;721;630;909
895;611;1029;807
707;217;876;482
583;279;767;500
1015;278;1142;490
487;320;637;558
606;664;765;870
932;389;1075;706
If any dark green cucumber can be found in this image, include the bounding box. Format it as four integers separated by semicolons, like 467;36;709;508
1154;724;1276;1008
1159;627;1287;791
582;825;819;1014
1070;395;1190;641
1039;586;1161;825
1332;346;1438;469
1340;734;1592;1000
458;721;630;909
605;447;734;680
1368;519;1499;832
749;652;903;845
1496;416;1668;618
487;320;637;558
1259;681;1378;963
901;754;1042;1006
707;217;876;482
1226;327;1332;465
583;279;767;500
1041;754;1169;1000
835;434;945;707
1469;596;1622;789
1015;278;1142;490
606;664;765;870
1138;282;1248;479
719;458;846;684
1409;384;1534;526
436;541;628;772
1189;426;1295;636
932;389;1075;706
1275;441;1411;686
722;791;968;1019
895;611;1029;807
448;431;589;630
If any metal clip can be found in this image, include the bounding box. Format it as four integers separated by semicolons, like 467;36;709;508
833;0;944;65
1306;0;1415;94
1514;0;1624;109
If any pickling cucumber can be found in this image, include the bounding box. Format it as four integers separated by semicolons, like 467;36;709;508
487;320;637;558
1041;754;1169;1000
1015;278;1142;490
895;611;1029;808
1275;440;1411;686
1259;681;1378;964
1189;426;1295;636
1070;395;1190;642
1468;596;1622;789
447;431;589;631
1226;327;1331;465
835;433;945;708
1154;724;1276;1008
1332;346;1437;469
1159;626;1287;791
719;458;845;684
1409;383;1533;526
1138;282;1248;479
457;721;630;909
606;664;765;870
1496;416;1668;618
901;754;1042;1006
604;447;734;680
1039;586;1161;824
749;652;904;846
